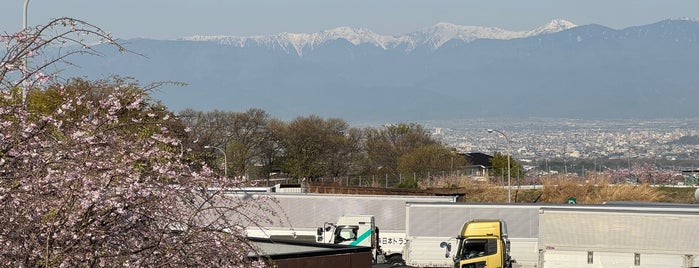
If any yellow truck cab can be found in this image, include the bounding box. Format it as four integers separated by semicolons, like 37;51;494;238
453;219;513;268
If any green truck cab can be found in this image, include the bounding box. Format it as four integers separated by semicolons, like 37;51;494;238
452;219;513;268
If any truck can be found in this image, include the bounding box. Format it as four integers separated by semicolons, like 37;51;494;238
449;219;514;268
242;192;456;258
537;205;699;268
401;202;699;268
315;215;404;264
402;202;540;267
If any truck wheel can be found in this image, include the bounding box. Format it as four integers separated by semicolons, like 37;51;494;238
387;255;404;266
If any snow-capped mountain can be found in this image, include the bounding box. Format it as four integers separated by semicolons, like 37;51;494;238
527;19;578;35
183;19;577;55
185;27;397;55
65;18;699;122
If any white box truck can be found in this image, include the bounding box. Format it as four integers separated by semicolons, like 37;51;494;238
242;193;456;261
537;206;699;268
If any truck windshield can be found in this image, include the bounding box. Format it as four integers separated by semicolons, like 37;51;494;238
459;238;497;260
334;226;358;243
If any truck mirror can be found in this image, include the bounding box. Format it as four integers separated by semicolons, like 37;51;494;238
440;241;452;258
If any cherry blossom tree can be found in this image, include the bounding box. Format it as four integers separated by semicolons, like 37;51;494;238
1;17;131;97
605;162;681;185
1;18;275;267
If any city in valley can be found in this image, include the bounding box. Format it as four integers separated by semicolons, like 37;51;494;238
423;118;699;178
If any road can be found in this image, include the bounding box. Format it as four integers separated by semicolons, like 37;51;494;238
372;265;415;268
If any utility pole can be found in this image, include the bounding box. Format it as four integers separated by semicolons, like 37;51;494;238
205;145;228;177
22;0;30;106
487;129;511;203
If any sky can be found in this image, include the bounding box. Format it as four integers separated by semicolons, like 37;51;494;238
2;0;699;40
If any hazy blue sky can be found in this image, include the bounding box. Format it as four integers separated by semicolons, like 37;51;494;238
2;0;699;39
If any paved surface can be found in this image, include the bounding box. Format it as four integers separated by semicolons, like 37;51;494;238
373;265;414;268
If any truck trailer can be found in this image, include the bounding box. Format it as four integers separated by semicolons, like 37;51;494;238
537;206;699;268
242;193;456;259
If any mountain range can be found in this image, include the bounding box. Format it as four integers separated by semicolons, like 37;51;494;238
64;18;699;122
183;19;577;54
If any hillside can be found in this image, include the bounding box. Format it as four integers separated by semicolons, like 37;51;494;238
61;19;699;122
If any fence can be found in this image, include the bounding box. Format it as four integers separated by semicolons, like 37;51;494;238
255;170;496;189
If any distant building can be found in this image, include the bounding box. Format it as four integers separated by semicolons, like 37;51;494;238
460;152;493;179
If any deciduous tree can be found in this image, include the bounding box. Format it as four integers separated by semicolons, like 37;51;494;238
1;79;274;267
364;123;438;175
397;144;461;174
1;19;273;267
1;17;127;98
276;115;360;179
179;108;276;180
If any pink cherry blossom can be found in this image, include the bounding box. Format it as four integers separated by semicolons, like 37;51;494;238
1;18;276;267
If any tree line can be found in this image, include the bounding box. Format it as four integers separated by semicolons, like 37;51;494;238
177;108;473;185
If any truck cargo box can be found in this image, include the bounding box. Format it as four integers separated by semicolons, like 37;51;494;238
538;206;699;268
